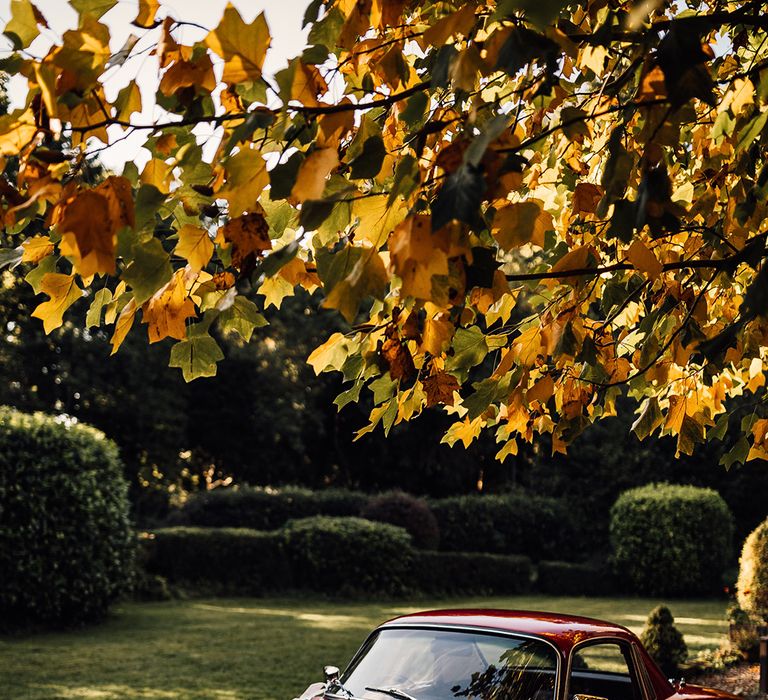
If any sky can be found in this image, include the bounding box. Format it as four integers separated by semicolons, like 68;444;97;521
0;0;312;170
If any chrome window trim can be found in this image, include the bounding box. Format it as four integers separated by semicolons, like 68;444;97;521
565;636;650;700
329;622;563;700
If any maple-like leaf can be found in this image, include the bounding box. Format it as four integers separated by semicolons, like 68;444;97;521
291;148;339;203
31;273;83;334
422;371;460;407
58;190;116;277
175;225;213;272
142;270;197;343
220;210;272;271
205;5;270;84
218;148;269;217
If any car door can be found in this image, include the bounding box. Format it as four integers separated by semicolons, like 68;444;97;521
567;639;648;700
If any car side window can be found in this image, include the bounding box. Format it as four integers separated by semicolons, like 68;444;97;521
569;642;643;700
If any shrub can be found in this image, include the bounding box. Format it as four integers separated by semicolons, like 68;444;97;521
169;486;368;530
536;561;617;596
142;527;290;594
640;606;688;676
282;516;413;595
362;491;440;549
609;483;733;596
0;408;133;628
414;551;532;595
736;516;768;622
430;492;574;560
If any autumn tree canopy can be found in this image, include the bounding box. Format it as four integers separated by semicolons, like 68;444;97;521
3;0;768;465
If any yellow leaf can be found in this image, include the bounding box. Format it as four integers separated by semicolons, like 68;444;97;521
159;54;216;96
423;4;476;46
140;158;172;193
307;332;351;374
492;201;552;250
291;148;339;202
175;225;213;272
441;416;483;448
549;246;592;280
579;45;607;75
21;236;54;264
205;5;270;83
58;190;116;276
135;0;160;26
142;269;196;343
114;81;142;122
0;109;37;156
495;438;518;462
219;148;269;216
627;239;663;280
730;78;754;116
290;61;328;107
664;395;687;434
259;274;294;309
511;325;543;367
354;193;407;247
390;214;449;300
110;298;136;355
31;273;82;334
421;312;454;356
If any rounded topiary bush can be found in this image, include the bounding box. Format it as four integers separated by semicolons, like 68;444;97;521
362;491;440;549
282;516;413;595
610;483;733;596
0;408;134;628
640;605;688;676
736;517;768;622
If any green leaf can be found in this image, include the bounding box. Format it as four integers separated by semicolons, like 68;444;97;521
349;135;386;179
446;326;488;374
388;154;420;206
736;110;768;154
169;333;224;382
217;297;267;342
0;246;24;271
70;0;117;19
431;163;485;232
708;413;730;442
400;91;428;126
134;184;167;232
465;114;509;167
369;374;397;405
269;152;304;200
25;255;57;294
86;288;113;329
720;436;750;470
334;380;363;411
122;239;172;306
4;0;40;49
631;397;663;440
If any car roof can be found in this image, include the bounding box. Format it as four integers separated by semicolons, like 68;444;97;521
379;609;637;650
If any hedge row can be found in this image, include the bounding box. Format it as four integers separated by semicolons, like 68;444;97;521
143;519;535;597
429;492;575;561
169;486;368;530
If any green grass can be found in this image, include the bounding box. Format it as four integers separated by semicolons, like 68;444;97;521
0;595;727;700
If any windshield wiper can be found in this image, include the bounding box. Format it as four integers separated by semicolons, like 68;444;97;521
365;686;420;700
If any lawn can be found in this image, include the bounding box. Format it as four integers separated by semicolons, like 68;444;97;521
0;595;727;700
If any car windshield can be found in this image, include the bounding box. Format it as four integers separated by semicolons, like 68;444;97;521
338;627;559;700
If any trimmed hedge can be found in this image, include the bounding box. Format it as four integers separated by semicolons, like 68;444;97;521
283;516;413;595
536;561;617;596
0;408;134;627
362;491;440;550
142;527;291;594
169;486;368;530
737;516;768;621
430;492;574;560
610;483;734;596
414;551;532;595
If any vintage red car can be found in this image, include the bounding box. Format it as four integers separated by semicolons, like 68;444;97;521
293;609;736;700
